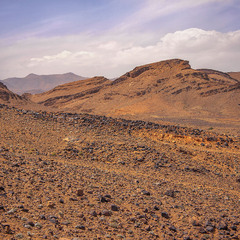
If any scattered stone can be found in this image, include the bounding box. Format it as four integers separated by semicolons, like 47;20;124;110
102;210;112;216
217;222;228;230
35;222;42;229
146;226;151;231
169;225;177;232
47;201;55;208
75;225;85;230
161;212;170;219
142;190;151;196
7;208;16;214
111;204;119;211
164;190;175;197
206;226;214;232
77;189;84;196
90;210;98;217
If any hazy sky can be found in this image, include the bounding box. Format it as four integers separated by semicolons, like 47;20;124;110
0;0;239;79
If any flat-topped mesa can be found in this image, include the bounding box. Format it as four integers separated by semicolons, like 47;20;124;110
112;59;191;85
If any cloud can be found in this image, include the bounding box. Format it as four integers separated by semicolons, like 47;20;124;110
116;0;232;32
0;28;240;79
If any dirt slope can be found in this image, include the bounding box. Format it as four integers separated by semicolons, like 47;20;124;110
0;104;239;239
228;72;240;82
0;82;25;104
31;59;240;131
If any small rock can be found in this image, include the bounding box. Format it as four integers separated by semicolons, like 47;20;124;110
26;221;34;227
40;214;46;220
47;201;55;208
231;225;237;231
90;210;97;217
102;210;112;216
169;225;177;232
59;198;64;203
35;222;42;229
75;225;85;230
192;220;201;226
146;226;151;231
154;205;160;211
199;227;207;233
142;190;150;196
217;222;228;230
77;189;84;196
161;212;170;219
206;226;214;232
24;224;31;229
15;233;24;239
7;208;16;214
111;204;119;211
164;190;175;197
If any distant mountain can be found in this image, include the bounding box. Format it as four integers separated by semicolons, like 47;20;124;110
31;59;240;125
1;73;86;94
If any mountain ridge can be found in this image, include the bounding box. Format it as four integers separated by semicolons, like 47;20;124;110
1;72;87;94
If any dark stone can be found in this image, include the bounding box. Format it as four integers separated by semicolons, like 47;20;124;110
169;225;177;232
142;190;150;196
199;227;207;233
154;206;160;211
111;204;119;211
102;210;112;216
192;220;201;226
75;225;85;230
231;225;237;231
165;190;175;197
100;196;108;203
59;199;64;203
146;226;151;231
206;226;215;232
90;210;97;217
218;222;228;230
161;212;170;219
40;214;46;220
77;189;84;196
27;221;34;227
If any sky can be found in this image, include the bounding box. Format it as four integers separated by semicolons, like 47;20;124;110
0;0;240;79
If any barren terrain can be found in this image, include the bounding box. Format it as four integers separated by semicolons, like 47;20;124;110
0;104;239;239
29;59;240;134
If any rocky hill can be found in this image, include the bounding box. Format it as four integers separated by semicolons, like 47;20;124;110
1;72;86;94
31;59;240;132
0;82;25;103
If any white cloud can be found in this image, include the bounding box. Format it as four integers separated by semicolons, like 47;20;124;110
0;28;240;79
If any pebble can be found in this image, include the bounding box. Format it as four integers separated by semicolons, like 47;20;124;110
142;190;151;196
165;190;175;197
90;210;98;217
75;225;85;230
217;222;228;230
161;212;170;219
77;189;84;196
102;210;112;216
111;204;119;211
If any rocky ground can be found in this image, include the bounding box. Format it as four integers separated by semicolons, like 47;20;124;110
0;104;239;239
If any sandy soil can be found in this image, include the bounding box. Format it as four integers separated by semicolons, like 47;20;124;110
0;104;239;239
